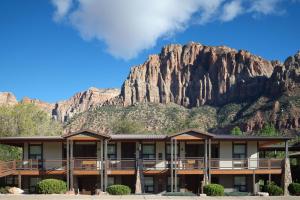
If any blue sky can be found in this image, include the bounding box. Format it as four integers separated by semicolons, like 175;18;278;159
0;0;299;103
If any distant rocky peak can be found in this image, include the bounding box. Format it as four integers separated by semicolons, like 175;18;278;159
0;92;17;106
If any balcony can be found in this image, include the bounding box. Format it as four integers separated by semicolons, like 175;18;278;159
0;158;284;176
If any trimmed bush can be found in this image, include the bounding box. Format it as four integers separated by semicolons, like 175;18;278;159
265;182;283;196
106;184;131;195
288;183;300;196
203;184;224;196
0;186;10;194
36;179;67;194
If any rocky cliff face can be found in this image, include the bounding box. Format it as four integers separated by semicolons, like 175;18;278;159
0;92;18;105
52;88;120;122
121;42;275;107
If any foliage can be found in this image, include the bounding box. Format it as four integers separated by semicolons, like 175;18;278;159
112;119;144;134
0;186;10;194
0;103;62;137
162;192;196;196
106;184;131;195
0;144;22;161
36;179;67;194
288;183;300;196
264;182;283;196
203;184;224;196
230;126;243;136
259;123;279;136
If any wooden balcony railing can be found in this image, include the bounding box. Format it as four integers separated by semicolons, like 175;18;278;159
0;158;284;175
0;161;16;177
210;158;282;169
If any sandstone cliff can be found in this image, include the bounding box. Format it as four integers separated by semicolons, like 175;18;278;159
121;42;274;107
0;92;18;105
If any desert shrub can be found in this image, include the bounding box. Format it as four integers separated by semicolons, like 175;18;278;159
106;184;131;195
230;126;243;136
36;179;67;194
0;186;10;194
265;182;283;196
203;184;224;196
288;182;300;196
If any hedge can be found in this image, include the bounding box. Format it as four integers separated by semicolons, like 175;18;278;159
288;183;300;196
265;182;283;196
36;179;67;194
203;184;224;196
106;184;131;195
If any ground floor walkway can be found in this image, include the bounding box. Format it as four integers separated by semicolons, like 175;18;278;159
0;195;299;200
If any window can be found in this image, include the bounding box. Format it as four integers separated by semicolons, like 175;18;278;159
233;143;246;158
144;177;154;193
167;177;179;192
234;176;247;192
28;144;43;168
107;144;117;159
29;177;41;193
166;144;179;160
142;144;155;159
28;144;42;160
107;177;115;186
5;176;18;186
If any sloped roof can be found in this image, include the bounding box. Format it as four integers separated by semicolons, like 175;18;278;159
62;129;111;139
168;128;215;138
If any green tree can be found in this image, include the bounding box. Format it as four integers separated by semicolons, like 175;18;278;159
230;126;243;136
259;123;279;136
112;119;144;134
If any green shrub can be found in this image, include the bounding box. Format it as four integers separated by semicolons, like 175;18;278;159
204;184;224;196
106;184;131;195
288;183;300;196
265;182;283;196
0;186;10;194
36;179;67;194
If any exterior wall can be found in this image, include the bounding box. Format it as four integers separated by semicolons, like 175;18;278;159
43;142;63;169
219;141;233;168
23;142;28;160
247;141;258;169
219;175;234;192
155;141;165;168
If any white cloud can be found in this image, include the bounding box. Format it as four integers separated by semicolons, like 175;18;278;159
51;0;73;21
221;1;243;21
50;0;295;60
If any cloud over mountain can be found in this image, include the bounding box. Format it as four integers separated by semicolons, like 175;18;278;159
51;0;293;60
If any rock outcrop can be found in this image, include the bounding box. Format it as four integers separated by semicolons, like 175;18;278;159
52;88;120;122
121;42;275;107
0;92;18;106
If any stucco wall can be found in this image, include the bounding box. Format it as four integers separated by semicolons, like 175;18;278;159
219;141;232;168
43;142;63;169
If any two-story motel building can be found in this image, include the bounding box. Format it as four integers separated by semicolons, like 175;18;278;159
0;129;292;195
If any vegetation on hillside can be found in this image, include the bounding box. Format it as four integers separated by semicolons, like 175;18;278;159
0;103;63;160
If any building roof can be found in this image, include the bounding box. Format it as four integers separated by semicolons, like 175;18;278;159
111;134;166;140
213;134;292;141
62;129;110;139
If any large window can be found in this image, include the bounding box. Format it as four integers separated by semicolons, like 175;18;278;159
233;143;246;158
166;144;179;159
142;144;155;159
234;176;247;192
29;177;41;193
28;144;42;160
107;176;115;187
144;177;154;193
107;144;117;159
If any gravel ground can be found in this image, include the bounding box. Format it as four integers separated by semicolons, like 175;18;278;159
0;195;299;200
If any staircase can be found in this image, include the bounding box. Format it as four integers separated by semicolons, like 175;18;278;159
0;161;16;177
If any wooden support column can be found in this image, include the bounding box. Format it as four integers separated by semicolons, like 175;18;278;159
70;140;74;191
204;139;208;185
174;139;177;192
208;138;211;184
66;139;70;190
171;138;174;193
18;174;21;189
104;139;108;191
253;171;256;195
100;139;104;191
268;174;271;184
